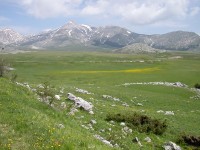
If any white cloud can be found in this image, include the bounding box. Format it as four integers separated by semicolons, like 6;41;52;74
81;0;109;15
15;0;200;26
102;0;190;25
190;7;200;16
17;0;83;19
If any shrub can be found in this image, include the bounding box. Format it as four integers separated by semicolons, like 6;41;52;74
0;58;9;77
106;112;167;135
36;82;56;105
0;57;17;81
179;134;200;147
194;83;200;89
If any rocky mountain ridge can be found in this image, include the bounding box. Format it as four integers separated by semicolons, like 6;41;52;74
0;28;24;44
0;21;200;51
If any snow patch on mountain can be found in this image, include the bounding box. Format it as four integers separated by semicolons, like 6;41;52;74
81;24;92;31
68;30;72;36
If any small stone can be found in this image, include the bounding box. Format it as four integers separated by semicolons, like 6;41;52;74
89;111;94;114
157;110;164;113
60;102;66;109
90;119;97;125
114;143;119;147
110;120;115;124
144;137;151;143
54;95;61;100
81;125;89;130
163;141;181;150
57;124;65;129
100;129;105;132
120;122;126;126
133;137;139;143
123;126;133;134
165;111;174;115
132;137;143;147
137;103;143;106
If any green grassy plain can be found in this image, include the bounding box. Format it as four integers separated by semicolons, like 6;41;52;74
1;50;200;149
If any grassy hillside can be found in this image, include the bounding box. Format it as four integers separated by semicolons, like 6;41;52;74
0;78;112;150
1;51;200;149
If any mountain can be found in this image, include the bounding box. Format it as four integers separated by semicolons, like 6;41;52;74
1;21;200;51
19;21;138;49
19;21;95;49
0;28;24;45
91;26;139;47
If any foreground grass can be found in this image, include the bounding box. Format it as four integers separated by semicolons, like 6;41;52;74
1;50;200;149
0;78;112;150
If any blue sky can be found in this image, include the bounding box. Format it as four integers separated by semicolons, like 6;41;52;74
0;0;200;35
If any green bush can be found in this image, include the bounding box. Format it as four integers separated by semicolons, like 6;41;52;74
36;82;56;105
179;134;200;147
106;112;167;135
0;57;17;81
0;58;9;77
194;83;200;89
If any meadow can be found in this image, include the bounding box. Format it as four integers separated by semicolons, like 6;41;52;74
1;50;200;149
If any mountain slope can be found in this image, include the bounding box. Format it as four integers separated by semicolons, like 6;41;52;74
91;26;139;47
149;31;200;50
20;21;95;49
114;43;165;53
0;78;111;150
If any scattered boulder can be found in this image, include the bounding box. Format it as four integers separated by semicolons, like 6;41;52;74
67;93;76;101
102;95;120;101
163;141;181;150
122;103;129;107
94;134;113;147
75;88;93;94
123;82;188;88
67;93;93;113
68;107;79;115
122;126;132;134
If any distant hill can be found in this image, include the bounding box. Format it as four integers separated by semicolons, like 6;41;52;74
114;43;165;54
0;21;200;51
148;31;200;50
